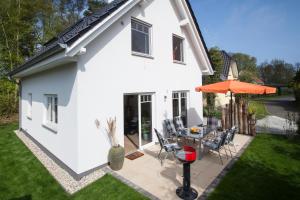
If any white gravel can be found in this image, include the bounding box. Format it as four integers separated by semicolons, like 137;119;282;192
256;115;298;134
15;130;106;194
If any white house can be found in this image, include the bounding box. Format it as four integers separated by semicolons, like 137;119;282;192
214;50;239;107
9;0;213;179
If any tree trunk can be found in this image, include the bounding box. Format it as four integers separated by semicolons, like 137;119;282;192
243;102;248;135
221;107;226;130
238;100;243;134
235;102;239;128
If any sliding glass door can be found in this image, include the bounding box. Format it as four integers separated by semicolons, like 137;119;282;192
124;94;154;153
139;95;152;146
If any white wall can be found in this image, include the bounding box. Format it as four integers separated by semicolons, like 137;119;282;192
215;66;236;107
21;64;79;173
76;0;205;173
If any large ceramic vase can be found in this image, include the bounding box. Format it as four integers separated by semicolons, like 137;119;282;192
108;145;125;171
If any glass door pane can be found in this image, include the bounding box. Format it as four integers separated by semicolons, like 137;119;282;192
140;95;152;146
180;93;187;127
172;93;179;119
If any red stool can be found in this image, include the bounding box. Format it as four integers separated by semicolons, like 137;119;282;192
175;146;198;200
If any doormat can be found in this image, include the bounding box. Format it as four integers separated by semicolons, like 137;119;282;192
126;151;144;160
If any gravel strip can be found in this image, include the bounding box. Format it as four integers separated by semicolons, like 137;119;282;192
15;130;106;194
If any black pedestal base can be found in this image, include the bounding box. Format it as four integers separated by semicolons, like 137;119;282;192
176;187;198;200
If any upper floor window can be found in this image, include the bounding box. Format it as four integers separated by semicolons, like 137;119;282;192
131;19;151;55
27;93;32;119
45;95;58;124
173;35;184;62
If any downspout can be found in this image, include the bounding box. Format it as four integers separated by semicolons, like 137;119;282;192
18;79;22;130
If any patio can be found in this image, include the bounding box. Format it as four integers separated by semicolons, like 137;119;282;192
116;134;253;200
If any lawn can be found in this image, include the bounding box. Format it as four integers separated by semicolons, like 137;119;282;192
0;123;148;200
208;134;300;200
249;100;269;119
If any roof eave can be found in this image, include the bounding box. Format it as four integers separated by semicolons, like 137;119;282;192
8;44;65;78
185;0;214;73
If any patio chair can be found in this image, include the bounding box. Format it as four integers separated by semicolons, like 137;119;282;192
225;126;238;157
202;131;229;165
164;119;184;141
154;129;181;163
173;116;187;132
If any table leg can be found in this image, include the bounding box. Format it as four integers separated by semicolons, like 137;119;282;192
198;138;202;160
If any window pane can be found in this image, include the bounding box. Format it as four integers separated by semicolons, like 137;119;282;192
132;30;149;54
141;102;152;146
131;20;150;55
181;96;187;127
173;99;179;118
173;36;184;62
54;97;58;124
47;97;52;122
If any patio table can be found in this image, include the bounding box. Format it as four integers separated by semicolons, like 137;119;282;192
179;127;212;160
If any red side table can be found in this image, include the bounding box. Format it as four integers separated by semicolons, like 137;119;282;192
175;146;198;200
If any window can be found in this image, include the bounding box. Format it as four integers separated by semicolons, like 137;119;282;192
45;95;58;124
173;35;184;62
172;92;188;127
27;93;32;118
131;19;151;55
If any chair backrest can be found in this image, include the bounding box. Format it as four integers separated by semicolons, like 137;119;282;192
174;116;185;131
207;117;219;129
154;128;166;148
218;131;229;149
164;119;177;136
229;126;237;141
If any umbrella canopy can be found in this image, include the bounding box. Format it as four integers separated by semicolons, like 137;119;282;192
195;80;276;94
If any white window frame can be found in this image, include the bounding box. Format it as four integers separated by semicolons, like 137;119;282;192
43;94;58;133
172;91;188;125
27;93;32;119
131;18;153;58
172;34;185;63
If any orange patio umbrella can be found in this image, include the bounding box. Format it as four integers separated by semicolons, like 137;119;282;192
195;80;277;126
195;80;276;94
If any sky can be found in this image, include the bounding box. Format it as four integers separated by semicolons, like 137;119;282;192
190;0;300;65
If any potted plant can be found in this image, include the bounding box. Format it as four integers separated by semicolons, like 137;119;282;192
96;117;125;171
141;118;151;141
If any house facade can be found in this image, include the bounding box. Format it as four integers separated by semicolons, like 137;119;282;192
215;50;239;107
9;0;213;179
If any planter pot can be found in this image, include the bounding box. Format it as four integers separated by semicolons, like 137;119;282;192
142;132;151;141
108;145;125;171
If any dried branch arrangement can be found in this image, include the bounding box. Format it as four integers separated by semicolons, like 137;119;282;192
106;117;119;147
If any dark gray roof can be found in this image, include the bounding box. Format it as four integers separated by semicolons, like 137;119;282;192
8;0;128;77
220;50;232;80
9;0;212;77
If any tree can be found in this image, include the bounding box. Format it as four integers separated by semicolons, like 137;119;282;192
231;53;258;83
84;0;107;16
204;47;223;110
0;0;107;117
259;60;295;85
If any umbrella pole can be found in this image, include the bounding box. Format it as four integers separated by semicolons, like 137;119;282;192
230;92;233;127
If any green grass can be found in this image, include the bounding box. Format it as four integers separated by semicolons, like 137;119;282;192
249;100;269;119
0;123;148;200
208;134;300;200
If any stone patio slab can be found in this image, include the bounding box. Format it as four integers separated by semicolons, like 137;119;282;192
116;134;252;200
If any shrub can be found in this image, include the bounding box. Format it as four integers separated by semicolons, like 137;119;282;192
0;78;18;117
